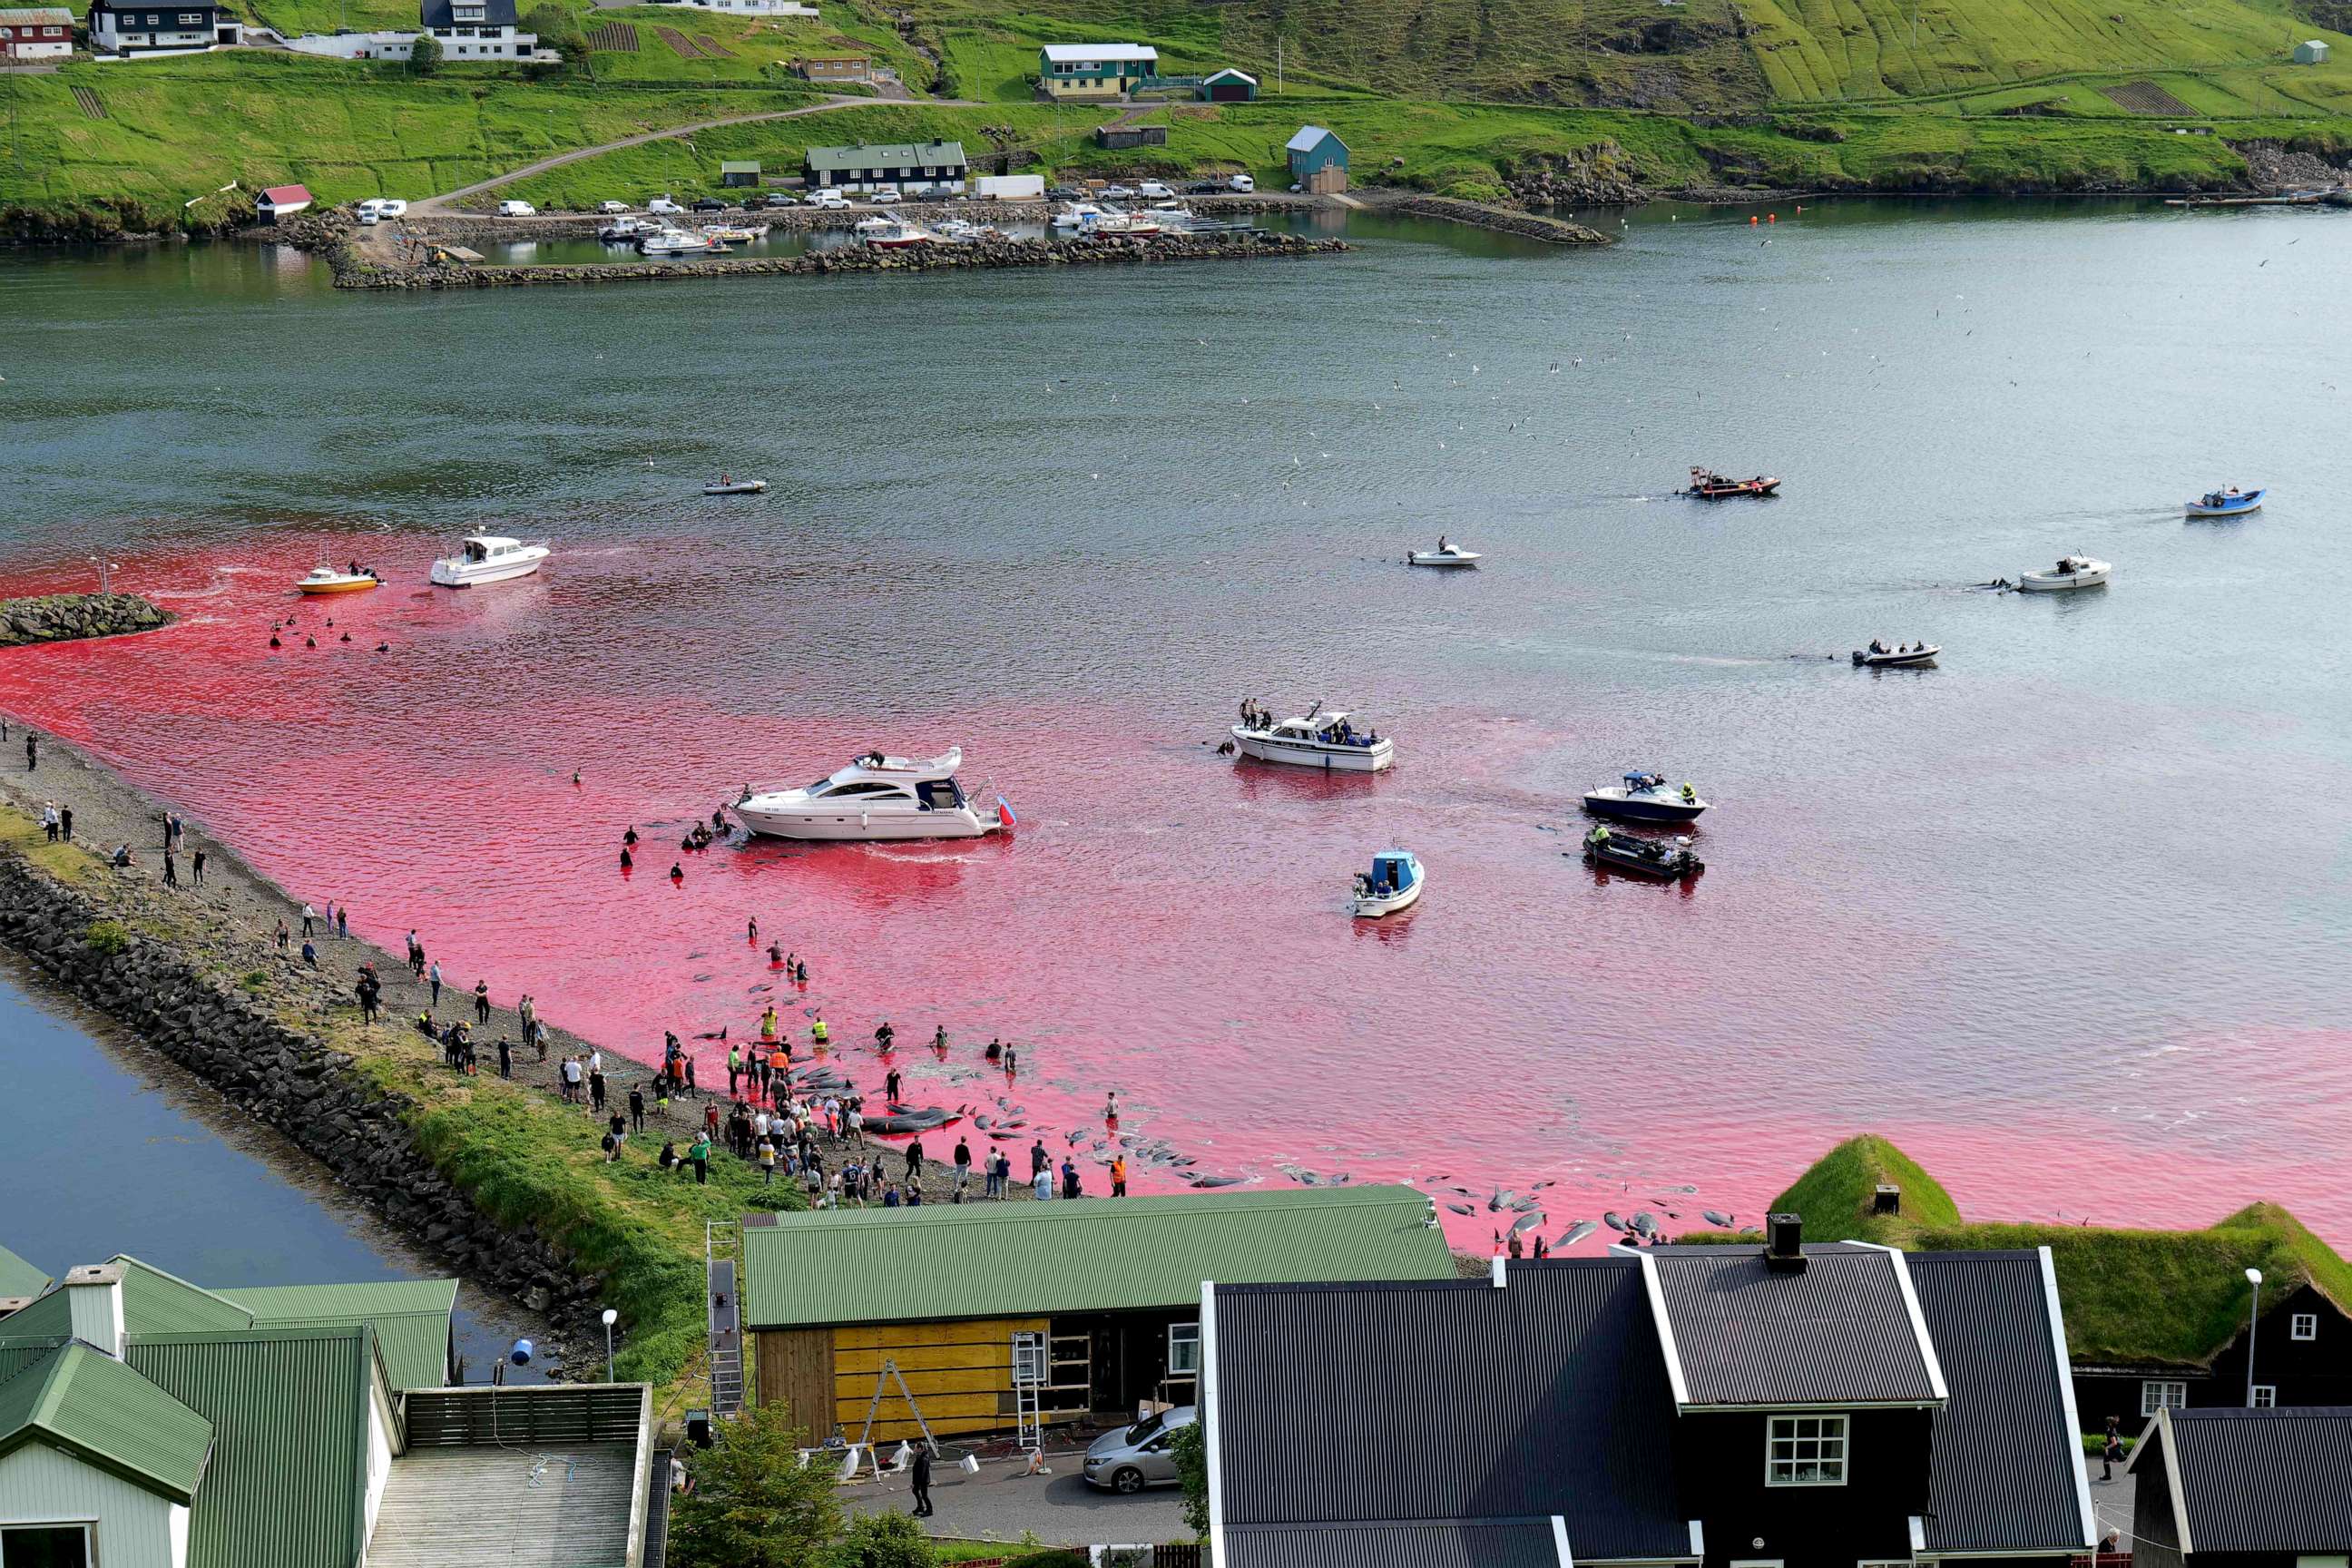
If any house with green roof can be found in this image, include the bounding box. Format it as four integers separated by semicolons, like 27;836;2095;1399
0;1243;50;1315
740;1184;1453;1443
1727;1137;2352;1434
0;1256;656;1568
802;140;967;194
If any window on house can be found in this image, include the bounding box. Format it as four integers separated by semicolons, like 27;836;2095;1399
1168;1321;1200;1377
2141;1380;2190;1416
2;1523;96;1568
1766;1414;1848;1485
2252;1386;2278;1408
2292;1314;2318;1341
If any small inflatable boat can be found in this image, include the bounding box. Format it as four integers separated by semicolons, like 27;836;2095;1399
1579;828;1702;880
703;477;768;495
1853;643;1939;667
2185;486;2262;518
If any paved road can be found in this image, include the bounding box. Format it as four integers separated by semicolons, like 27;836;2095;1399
841;1454;1185;1549
413;94;978;211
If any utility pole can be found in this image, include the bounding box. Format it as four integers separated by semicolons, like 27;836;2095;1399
87;555;118;593
1276;35;1283;93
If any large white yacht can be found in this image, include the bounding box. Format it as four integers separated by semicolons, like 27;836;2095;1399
1230;704;1395;772
731;749;1008;841
428;535;550;587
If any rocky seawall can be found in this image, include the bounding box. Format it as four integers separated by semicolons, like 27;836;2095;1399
332;229;1349;290
0;593;172;648
1387;196;1614;245
0;853;600;1350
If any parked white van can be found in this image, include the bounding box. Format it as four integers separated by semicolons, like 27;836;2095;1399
648;195;684;215
355;198;408;223
807;188;849;209
495;200;536;217
1227;172;1255;192
1137;181;1174;200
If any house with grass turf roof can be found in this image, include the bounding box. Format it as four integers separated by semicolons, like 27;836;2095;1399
738;1185;1455;1444
0;1252;657;1568
1727;1137;2352;1436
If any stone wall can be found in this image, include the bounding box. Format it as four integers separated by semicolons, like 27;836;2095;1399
0;856;595;1351
1387;196;1614;246
0;593;172;648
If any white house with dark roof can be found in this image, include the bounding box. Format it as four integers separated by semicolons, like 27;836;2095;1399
419;0;534;60
1203;1213;2096;1568
83;0;240;53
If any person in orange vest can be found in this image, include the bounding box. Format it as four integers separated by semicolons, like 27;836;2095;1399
1110;1154;1128;1198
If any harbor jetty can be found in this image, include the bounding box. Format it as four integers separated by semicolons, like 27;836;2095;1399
0;593;172;648
1386;194;1614;245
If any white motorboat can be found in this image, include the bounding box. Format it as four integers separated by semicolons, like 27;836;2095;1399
637;228;712;256
699;221;770;242
1231;704;1394;772
731;748;1009;841
1852;642;1939;667
598;216;657;241
703;477;768;495
1408;540;1481;568
2186;486;2263;518
858;217;935;250
1085;208;1161;238
1583;772;1707;823
296;561;380;595
1349;849;1423;917
2016;554;2112;592
1049;202;1103;231
428;534;550;588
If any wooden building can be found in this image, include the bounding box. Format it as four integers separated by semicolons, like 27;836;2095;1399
2128;1406;2352;1568
255;184;314;223
1093;124;1168;151
740;1187;1452;1443
1285;124;1349;193
1200;67;1257;102
803;140;967;194
0;7;73;60
1208;1217;2098;1568
795;52;870;83
720;161;761;189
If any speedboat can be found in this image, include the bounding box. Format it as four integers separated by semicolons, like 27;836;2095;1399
703;477;768;495
2186;486;2264;518
1580;827;1702;880
858;218;934;250
1230;704;1394;772
699;222;769;242
1050;202;1103;231
428;534;550;588
731;748;1009;841
1408;541;1481;568
1349;849;1423;917
1853;642;1939;667
1683;467;1780;499
598;216;656;241
2016;554;2111;592
296;563;380;595
637;228;712;256
1085;209;1160;238
1583;772;1707;823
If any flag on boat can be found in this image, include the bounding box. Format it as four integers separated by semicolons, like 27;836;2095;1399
998;796;1016;828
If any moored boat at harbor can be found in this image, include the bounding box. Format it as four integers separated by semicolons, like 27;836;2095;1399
2016;554;2111;592
1682;467;1780;499
1583;772;1707;823
428;534;549;587
2186;486;2264;518
1230;701;1394;772
636;228;712;256
1580;825;1702;880
731;748;1008;841
1349;849;1424;917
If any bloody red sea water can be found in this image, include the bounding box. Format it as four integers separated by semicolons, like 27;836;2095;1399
5;539;2347;1252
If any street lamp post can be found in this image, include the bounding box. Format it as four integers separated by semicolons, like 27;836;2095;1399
602;1308;618;1382
2244;1267;2263;1407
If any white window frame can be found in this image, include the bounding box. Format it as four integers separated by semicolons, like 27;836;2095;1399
0;1522;97;1567
2292;1313;2318;1341
1167;1321;1200;1377
1765;1413;1849;1487
2141;1379;2189;1416
2252;1385;2278;1408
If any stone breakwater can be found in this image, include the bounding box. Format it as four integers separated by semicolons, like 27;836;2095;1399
0;593;172;648
334;230;1348;290
0;855;598;1352
1387;196;1614;246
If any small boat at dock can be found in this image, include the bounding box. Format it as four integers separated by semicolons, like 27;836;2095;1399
1349;849;1423;917
1231;701;1394;772
1683;467;1780;499
2016;554;2111;592
1583;772;1707;823
636;228;712;256
856;217;935;250
699;222;770;242
703;476;768;495
1853;642;1938;667
2186;486;2264;518
1580;826;1702;880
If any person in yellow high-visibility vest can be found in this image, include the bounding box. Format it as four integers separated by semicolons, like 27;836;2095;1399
810;1014;829;1048
760;1005;779;1045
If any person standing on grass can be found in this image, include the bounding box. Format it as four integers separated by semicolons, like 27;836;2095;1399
162;849;178;888
629;1085;646;1133
497;1035;512;1078
759;1138;778;1185
609;1108;627;1151
591;1063;607;1113
474;979;490;1025
561;1054;583;1104
59;806;72;843
40;803;57;841
356;968;380;1026
688;1133;710;1185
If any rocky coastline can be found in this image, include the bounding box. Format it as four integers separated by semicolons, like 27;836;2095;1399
0;593;172;648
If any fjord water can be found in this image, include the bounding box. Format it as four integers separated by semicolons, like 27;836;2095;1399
2;200;2347;1247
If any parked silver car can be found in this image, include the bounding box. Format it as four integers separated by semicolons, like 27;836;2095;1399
1082;1406;1196;1494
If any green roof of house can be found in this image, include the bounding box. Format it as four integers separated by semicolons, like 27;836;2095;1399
218;1280;456;1392
0;1243;50;1304
804;141;966;173
129;1326;378;1568
119;1259;259;1335
0;1341;214;1502
741;1185;1453;1330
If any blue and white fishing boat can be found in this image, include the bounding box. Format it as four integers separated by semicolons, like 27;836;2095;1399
1349;850;1423;917
2186;486;2264;518
1583;771;1707;824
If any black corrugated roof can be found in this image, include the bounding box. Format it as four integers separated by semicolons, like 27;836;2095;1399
2161;1406;2352;1553
1650;1244;1937;1406
1908;1250;2092;1553
1224;1520;1563;1568
420;0;518;28
1212;1263;1690;1561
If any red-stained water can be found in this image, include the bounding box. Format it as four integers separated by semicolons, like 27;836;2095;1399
5;203;2350;1250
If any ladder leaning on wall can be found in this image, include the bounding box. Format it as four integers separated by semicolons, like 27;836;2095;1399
706;1220;744;1418
1012;1331;1048;1451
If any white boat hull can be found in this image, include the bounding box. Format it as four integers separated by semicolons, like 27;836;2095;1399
1409;551;1480;568
429;552;547;588
1350;877;1422;918
733;803;1003;841
1232;727;1394;772
2016;566;2111;592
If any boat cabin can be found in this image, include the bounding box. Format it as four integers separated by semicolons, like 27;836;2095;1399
455;535;526;564
1272;710;1377;748
1361;851;1416;896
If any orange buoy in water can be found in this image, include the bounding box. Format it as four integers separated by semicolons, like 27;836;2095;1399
1768;212;1777;222
1749;214;1759;225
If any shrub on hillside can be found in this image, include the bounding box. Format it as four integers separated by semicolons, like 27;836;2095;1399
407;33;442;74
83;920;130;956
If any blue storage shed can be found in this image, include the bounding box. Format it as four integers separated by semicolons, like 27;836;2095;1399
1285;125;1349;192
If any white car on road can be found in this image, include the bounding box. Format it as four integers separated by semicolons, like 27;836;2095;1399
1137;181;1174;199
355;198;407;223
867;189;901;204
1228;173;1254;192
597;200;629;214
807;189;849;209
495;200;536;217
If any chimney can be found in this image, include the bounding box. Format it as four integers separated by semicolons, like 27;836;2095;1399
1873;1184;1902;1216
1764;1213;1807;1273
62;1262;127;1357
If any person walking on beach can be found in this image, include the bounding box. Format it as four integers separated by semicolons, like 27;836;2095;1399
301;903;317;938
356;968;380;1026
59;806;71;843
629;1086;646;1133
300;939;318;969
191;848;206;887
24;731;36;772
1062;1158;1083;1200
474;980;490;1026
561;1054;583;1104
410;939;426;982
906;1136;926;1183
428;960;442;1007
336;906;348;938
590;1064;607;1113
1033;1165;1053;1201
727;1044;741;1098
162;849;177;888
953;1137;972;1193
276;917;289;952
1030;1139;1049;1185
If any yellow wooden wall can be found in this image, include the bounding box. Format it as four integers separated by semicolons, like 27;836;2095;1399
829;1318;1054;1441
